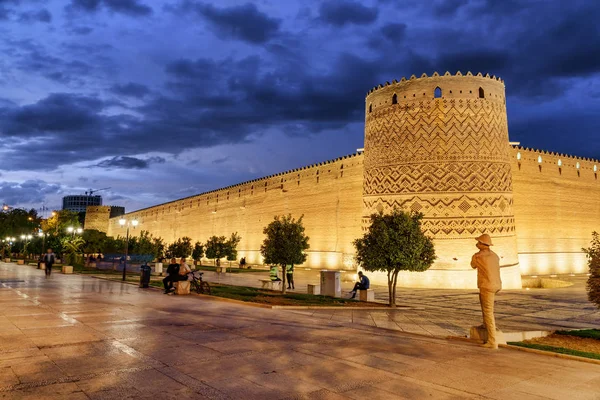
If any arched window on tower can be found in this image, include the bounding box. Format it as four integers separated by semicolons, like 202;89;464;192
479;87;485;98
392;93;398;104
368;104;372;113
434;87;442;98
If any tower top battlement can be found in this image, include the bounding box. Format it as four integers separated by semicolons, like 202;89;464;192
366;71;504;96
365;71;506;114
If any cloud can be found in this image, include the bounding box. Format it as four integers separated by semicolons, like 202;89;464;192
70;26;93;35
0;180;61;205
67;0;152;16
18;8;52;23
318;1;378;26
94;156;166;170
174;2;281;44
380;23;407;42
110;82;150;98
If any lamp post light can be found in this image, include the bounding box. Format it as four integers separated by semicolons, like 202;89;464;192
67;226;83;238
118;218;138;281
39;231;46;255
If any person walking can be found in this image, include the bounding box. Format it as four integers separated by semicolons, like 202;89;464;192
471;234;502;349
43;248;55;278
286;264;295;290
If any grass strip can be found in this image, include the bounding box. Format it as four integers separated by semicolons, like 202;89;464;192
508;342;600;361
95;273;382;307
554;329;600;340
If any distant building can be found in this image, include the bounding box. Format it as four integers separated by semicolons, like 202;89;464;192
62;195;102;213
109;206;125;218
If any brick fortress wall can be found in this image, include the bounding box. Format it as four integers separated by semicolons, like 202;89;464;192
90;71;600;288
510;147;600;275
106;155;364;270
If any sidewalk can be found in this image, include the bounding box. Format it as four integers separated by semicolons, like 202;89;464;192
1;261;600;399
191;268;600;338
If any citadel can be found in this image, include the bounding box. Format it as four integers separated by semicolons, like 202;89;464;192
86;72;600;289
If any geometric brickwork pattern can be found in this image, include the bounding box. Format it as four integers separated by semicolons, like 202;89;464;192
363;194;515;238
363;74;517;254
364;162;513;195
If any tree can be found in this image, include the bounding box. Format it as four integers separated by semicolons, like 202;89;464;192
0;208;40;238
354;210;436;308
191;242;204;266
166;236;193;259
261;215;310;293
225;232;241;267
41;210;80;236
583;232;600;309
82;229;108;254
205;236;227;267
61;236;85;266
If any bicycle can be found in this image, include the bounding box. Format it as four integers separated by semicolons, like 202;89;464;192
189;270;211;295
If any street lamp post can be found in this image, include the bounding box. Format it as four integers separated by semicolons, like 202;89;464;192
118;218;138;281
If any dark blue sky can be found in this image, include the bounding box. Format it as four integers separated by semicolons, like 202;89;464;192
1;0;599;213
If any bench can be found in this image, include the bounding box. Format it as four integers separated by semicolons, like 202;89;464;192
259;279;281;290
307;284;320;295
174;281;190;295
358;289;375;302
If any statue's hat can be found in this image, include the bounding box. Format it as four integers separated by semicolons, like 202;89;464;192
475;234;493;246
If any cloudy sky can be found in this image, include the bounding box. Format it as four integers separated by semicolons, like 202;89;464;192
1;0;599;213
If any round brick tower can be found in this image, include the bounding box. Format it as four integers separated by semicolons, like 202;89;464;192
363;71;522;289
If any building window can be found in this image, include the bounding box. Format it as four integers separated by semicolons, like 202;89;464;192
479;87;485;98
392;94;398;104
434;87;442;98
368;104;372;113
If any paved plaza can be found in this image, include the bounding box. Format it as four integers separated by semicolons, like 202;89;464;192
174;268;600;338
1;262;600;399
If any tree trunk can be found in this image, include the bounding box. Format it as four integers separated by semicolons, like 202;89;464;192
387;270;393;307
281;265;286;294
391;270;399;308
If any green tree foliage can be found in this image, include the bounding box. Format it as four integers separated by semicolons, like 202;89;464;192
61;236;85;266
191;242;204;264
166;236;193;259
130;230;164;258
261;215;310;293
205;236;227;266
583;232;600;309
103;236;125;254
152;237;166;260
354;210;436;307
82;229;108;254
0;208;40;238
41;210;80;236
225;232;241;264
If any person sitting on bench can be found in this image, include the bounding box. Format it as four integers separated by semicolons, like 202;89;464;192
163;258;180;293
350;271;370;299
269;265;281;281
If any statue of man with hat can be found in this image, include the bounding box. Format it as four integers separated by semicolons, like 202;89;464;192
471;233;502;349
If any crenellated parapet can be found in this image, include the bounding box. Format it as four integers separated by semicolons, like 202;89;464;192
366;71;506;115
511;146;599;178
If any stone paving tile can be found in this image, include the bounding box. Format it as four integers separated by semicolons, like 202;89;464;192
0;382;88;400
2;262;600;399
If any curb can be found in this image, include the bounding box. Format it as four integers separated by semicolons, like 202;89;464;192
501;344;600;366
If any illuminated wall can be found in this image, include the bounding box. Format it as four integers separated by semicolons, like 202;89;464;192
363;72;521;289
83;71;600;289
510;147;600;275
105;155;363;270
